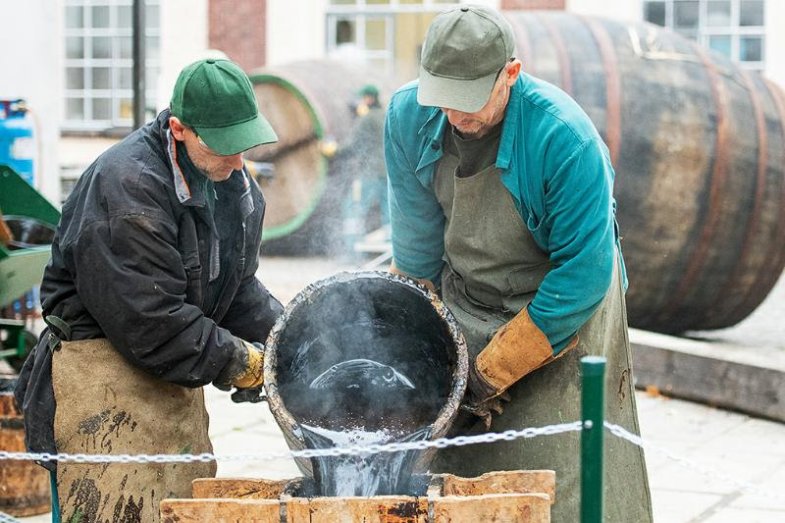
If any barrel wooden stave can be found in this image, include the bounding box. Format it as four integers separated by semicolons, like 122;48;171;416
0;392;51;517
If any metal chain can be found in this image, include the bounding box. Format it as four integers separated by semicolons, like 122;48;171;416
2;420;781;504
0;511;20;523
605;421;785;503
0;421;583;464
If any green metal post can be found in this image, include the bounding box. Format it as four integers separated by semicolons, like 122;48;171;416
581;355;606;523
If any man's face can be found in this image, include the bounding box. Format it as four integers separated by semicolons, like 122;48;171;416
170;117;245;182
441;59;521;140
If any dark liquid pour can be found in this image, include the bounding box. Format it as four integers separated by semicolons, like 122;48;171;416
300;423;431;497
298;358;432;497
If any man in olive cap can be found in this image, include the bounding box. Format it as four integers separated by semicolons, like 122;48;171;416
385;5;652;522
15;58;282;522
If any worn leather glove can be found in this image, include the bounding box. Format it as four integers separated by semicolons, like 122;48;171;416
214;340;265;390
464;308;578;428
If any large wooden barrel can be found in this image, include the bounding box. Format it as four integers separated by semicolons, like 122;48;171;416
504;11;785;333
247;61;394;256
0;381;51;517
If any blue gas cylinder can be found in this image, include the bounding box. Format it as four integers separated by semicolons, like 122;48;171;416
0;99;35;186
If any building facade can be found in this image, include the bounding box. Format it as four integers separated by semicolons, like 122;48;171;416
0;0;783;202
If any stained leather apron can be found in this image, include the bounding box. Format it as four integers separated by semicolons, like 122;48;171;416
51;339;215;523
430;143;653;522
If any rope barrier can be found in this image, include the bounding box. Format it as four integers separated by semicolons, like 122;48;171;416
1;421;782;504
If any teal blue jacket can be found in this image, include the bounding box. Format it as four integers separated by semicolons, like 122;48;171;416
384;73;626;352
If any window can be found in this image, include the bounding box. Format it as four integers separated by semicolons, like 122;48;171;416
326;0;459;81
63;0;160;132
642;0;765;70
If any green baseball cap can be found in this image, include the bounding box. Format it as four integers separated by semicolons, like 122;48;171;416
418;5;515;113
170;58;278;155
358;84;379;97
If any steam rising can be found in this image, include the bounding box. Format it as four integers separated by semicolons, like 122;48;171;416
270;274;459;496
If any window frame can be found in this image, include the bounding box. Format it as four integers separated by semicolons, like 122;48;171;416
642;0;765;70
325;0;459;77
62;0;160;133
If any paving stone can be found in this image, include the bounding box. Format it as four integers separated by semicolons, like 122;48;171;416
650;490;724;523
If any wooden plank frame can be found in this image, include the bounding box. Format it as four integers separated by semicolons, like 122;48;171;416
160;470;555;522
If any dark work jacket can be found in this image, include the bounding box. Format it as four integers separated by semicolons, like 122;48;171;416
15;110;283;468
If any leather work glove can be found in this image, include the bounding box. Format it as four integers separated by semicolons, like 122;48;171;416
464;308;578;429
214;340;265;391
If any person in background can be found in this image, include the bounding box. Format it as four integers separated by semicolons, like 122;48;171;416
341;84;389;259
383;5;652;522
15;58;283;523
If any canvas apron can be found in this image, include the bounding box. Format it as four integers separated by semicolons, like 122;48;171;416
429;149;653;523
51;338;215;523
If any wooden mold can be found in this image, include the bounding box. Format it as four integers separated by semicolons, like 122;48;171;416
160;469;555;522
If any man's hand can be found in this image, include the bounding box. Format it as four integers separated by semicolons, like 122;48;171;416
213;341;265;390
388;261;437;293
462;308;578;426
462;365;511;429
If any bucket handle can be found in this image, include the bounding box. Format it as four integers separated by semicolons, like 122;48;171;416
230;387;267;404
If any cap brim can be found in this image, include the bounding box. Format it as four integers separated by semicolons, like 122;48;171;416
195;113;278;156
417;66;498;113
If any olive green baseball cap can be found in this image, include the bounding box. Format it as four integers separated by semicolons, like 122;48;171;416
418;5;515;113
170;58;277;155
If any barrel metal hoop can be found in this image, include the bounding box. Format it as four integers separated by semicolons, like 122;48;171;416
665;43;731;321
508;13;535;76
736;79;785;318
0;418;24;430
581;16;622;167
707;69;769;327
537;13;573;96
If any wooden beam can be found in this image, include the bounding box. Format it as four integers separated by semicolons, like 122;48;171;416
437;470;555;504
192;477;298;499
160;499;280;523
431;493;551;522
630;329;785;422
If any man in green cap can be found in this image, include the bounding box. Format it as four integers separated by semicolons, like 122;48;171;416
385;5;652;522
15;58;282;523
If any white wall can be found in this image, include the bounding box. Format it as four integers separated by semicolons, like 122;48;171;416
0;0;63;204
267;0;328;67
157;0;211;111
470;0;501;9
567;0;642;23
764;0;785;89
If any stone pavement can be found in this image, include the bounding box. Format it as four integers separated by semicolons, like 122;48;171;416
12;257;785;522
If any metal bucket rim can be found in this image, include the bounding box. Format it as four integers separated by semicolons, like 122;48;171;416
264;270;469;447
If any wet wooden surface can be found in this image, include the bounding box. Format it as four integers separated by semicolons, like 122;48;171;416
159;470;554;522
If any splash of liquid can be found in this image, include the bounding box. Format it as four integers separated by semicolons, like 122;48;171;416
299;422;431;497
298;358;431;496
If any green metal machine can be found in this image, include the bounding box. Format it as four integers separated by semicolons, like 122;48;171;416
0;165;60;369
